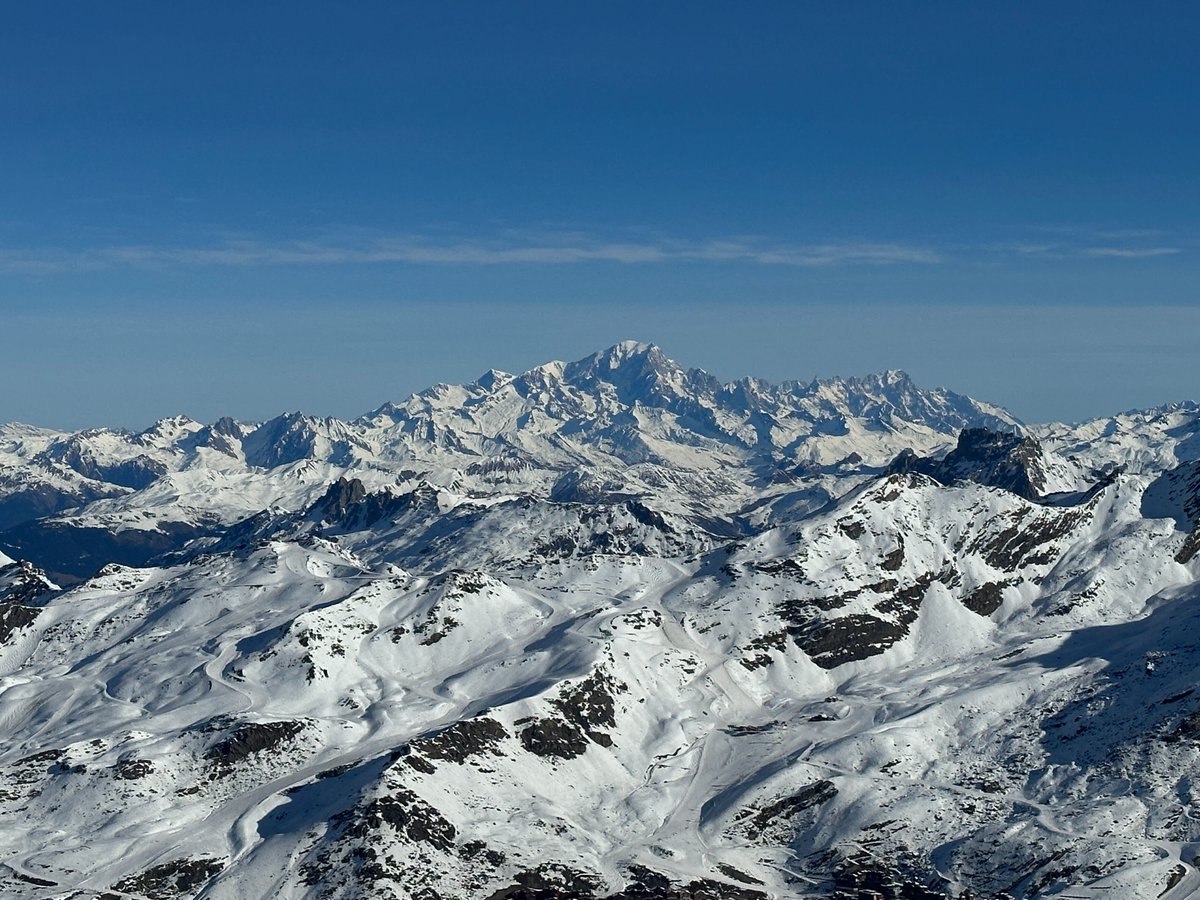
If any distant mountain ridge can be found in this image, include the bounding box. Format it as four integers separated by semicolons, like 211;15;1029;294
1;342;1200;899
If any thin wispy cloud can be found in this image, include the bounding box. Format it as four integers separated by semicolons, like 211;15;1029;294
994;228;1186;261
0;233;946;273
1079;246;1181;259
0;227;1188;274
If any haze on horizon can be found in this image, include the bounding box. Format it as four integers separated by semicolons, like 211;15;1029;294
2;3;1197;430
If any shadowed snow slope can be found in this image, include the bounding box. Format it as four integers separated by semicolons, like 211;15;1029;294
0;344;1197;899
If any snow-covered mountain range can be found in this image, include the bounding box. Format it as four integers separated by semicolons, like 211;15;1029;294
1;342;1198;899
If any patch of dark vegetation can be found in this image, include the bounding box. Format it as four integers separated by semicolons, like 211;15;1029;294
962;581;1010;616
741;780;838;839
205;719;305;769
409;717;509;766
112;857;224;899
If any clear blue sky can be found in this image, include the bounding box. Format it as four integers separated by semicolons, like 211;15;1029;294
2;2;1197;428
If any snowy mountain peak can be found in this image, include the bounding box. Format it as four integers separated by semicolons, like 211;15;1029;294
474;368;514;391
1;345;1199;899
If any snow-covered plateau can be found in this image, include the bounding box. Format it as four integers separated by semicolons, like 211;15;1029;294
0;341;1198;899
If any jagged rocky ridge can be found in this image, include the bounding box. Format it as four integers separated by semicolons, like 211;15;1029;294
0;343;1197;899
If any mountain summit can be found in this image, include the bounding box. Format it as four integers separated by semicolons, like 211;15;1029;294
0;345;1198;899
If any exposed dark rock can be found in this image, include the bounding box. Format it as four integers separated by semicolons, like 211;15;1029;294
0;558;54;604
37;438;167;489
715;864;763;886
519;717;590;759
743;780;838;839
881;539;905;571
240;413;327;468
887;427;1047;500
466;452;538;479
409;717;509;765
313;476;367;519
725;721;782;737
517;668;624;759
837;518;866;539
340;787;457;851
0;602;39;644
114;759;154;780
1177;525;1200;564
625;500;672;532
459;840;506;866
205;720;305;768
553;669;620;733
487;864;604;900
962;581;1009;616
970;508;1089;572
787;574;936;668
112;857;224;899
750;558;805;577
611;870;769;900
306;477;417;531
739;630;788;670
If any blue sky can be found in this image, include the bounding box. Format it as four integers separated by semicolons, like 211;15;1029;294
2;2;1197;428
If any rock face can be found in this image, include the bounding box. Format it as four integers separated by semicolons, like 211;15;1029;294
887;427;1052;499
0;343;1196;899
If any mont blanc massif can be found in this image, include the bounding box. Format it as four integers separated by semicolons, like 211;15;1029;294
2;341;1200;900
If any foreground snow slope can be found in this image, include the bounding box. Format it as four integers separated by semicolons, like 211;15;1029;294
0;343;1197;899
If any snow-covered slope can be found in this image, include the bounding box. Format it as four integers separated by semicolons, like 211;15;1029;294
0;343;1196;900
